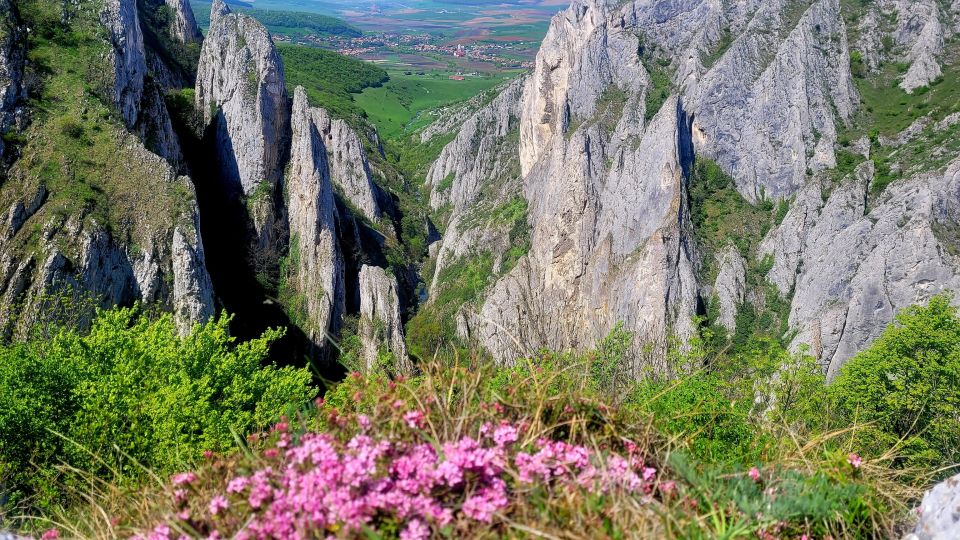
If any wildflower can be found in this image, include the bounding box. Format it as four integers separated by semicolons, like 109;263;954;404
209;495;229;516
400;519;430;540
176;509;190;521
748;467;761;482
171;472;197;486
659;480;676;495
404;410;425;429
357;414;371;429
392;399;404;409
149;524;171;540
848;453;862;469
41;529;60;540
263;448;279;458
226;476;249;494
173;489;188;503
642;467;657;482
493;423;519;447
203;450;214;459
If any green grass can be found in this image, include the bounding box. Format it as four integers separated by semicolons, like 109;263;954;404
277;44;388;122
355;70;520;141
687;159;792;347
2;0;196;252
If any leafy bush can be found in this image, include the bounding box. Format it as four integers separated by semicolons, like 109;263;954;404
830;294;960;467
0;307;316;509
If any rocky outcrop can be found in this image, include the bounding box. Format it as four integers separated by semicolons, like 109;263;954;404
196;0;289;247
164;0;203;44
0;134;215;338
425;79;524;291
893;0;945;93
689;0;857;201
0;0;23;160
358;264;410;374
426;0;960;377
713;246;747;334
311;109;383;223
470;93;699;372
761;160;960;377
171;205;216;333
284;87;345;353
102;0;147;129
907;473;960;540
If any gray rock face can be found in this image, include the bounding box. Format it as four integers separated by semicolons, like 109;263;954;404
908;473;960;540
474;93;699;371
0;177;215;340
165;0;203;44
171;202;216;334
358;264;410;374
196;0;289;199
284;87;345;353
102;0;147;129
690;0;857;201
892;0;945;93
311;108;383;223
713;246;747;334
0;0;23;159
425;78;524;292
424;0;960;377
761;160;960;377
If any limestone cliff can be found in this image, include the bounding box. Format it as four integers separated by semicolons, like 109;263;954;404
196;0;288;247
283;87;345;354
0;0;214;336
311;108;385;224
0;0;23;163
426;0;960;374
358;264;410;374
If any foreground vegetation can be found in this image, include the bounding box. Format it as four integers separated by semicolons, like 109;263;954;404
1;294;958;538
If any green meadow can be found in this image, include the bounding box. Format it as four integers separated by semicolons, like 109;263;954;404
355;69;520;140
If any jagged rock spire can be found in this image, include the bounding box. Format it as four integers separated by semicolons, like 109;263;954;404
209;0;231;28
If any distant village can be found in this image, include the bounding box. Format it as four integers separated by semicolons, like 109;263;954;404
273;31;536;70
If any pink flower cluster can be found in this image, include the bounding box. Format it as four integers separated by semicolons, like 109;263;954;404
142;418;658;540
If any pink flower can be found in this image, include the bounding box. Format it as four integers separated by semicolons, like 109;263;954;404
41;529;60;540
357;414;371;429
748;467;761;482
226;476;249;494
659;481;676;495
404;410;425;429
176;509;190;521
148;524;171;540
848;453;862;469
400;519;430;540
208;495;229;516
171;472;197;486
203;450;214;459
642;467;657;482
492;423;519;447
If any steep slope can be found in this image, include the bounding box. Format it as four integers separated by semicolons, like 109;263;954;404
282;86;345;355
196;0;288;251
191;4;413;368
0;0;214;338
421;0;960;374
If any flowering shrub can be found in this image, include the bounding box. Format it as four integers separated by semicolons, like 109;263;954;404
139;414;665;539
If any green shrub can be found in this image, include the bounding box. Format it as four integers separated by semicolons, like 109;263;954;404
0;307;316;509
830;294;960;467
